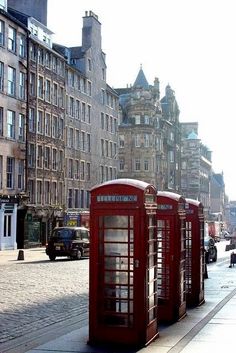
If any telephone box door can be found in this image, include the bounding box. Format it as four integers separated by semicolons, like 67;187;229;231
90;209;158;346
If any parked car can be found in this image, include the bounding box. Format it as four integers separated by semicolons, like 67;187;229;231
46;226;90;261
204;235;217;264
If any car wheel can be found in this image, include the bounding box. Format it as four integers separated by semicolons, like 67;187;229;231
212;248;217;262
49;254;56;261
205;252;210;264
75;249;82;260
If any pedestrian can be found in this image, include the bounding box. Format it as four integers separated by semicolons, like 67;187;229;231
229;251;236;268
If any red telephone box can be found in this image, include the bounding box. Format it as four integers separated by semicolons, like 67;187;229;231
185;198;205;307
89;179;159;347
156;191;186;323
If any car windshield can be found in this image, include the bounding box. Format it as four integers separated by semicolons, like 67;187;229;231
52;228;74;239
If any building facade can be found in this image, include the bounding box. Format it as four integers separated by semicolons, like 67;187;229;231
0;2;119;249
116;67;181;192
0;5;29;249
180;123;212;216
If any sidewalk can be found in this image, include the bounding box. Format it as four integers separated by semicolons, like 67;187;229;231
1;245;235;353
0;247;47;264
22;256;236;353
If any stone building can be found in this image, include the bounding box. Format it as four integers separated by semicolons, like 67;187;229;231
0;2;28;249
180;123;212;216
0;1;119;249
53;11;119;227
116;66;181;192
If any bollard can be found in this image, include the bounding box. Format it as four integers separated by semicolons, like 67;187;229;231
17;250;24;261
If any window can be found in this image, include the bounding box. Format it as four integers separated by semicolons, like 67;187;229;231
101;139;104;157
28;143;35;167
29;72;36;96
0;155;2;188
75;189;79;208
45;51;51;68
88;58;91;71
101;112;104;129
29;42;36;61
8;66;16;95
8;26;16;52
59;86;64;107
68;189;73;208
0;107;3;136
0;61;4;91
75;160;79;179
18;160;24;190
144;134;150;147
45;79;51;102
52;182;57;204
81;102;86;121
19;113;25;141
119;135;125;148
38;76;44;99
144;159;149;171
44;181;50;204
53;83;58;105
105;140;109;157
52;56;57;72
75;130;80;150
45;112;51;136
19;72;26;100
68;159;73;178
52;149;57;170
19;34;26;57
44;146;50;169
80;189;84;208
101;89;105;104
38;48;44;65
37;110;43;134
58;150;63;171
37;145;43;168
58;182;63;205
109;141;113;157
6;157;14;188
7;110;15;138
135;134;141;147
52;115;58;138
75;100;80;119
88;105;91;123
29;108;35;132
68;127;74;148
135;159;141;171
135;115;140;124
81;131;85;151
37;180;42;204
106;114;109;131
87;133;91;152
0;20;4;46
80;161;85;180
86;162;90;181
119;158;125;171
59;117;63;139
69;97;74;116
88;81;92;96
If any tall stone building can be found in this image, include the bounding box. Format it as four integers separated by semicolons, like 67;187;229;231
0;2;119;249
116;67;181;192
0;3;28;249
53;11;119;223
180;123;212;216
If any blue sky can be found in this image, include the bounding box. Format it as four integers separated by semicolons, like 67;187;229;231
48;0;236;199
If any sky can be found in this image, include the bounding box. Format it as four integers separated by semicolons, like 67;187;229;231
48;0;236;200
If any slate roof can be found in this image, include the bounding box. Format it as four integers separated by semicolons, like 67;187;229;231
133;66;149;89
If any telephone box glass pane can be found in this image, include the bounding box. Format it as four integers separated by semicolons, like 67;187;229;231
157;219;170;299
99;215;134;327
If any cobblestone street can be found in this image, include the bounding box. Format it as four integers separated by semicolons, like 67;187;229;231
0;248;89;347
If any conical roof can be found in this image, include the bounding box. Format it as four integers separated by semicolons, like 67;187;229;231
133;65;149;89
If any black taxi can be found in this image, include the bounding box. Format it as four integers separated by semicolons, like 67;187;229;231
46;226;90;261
